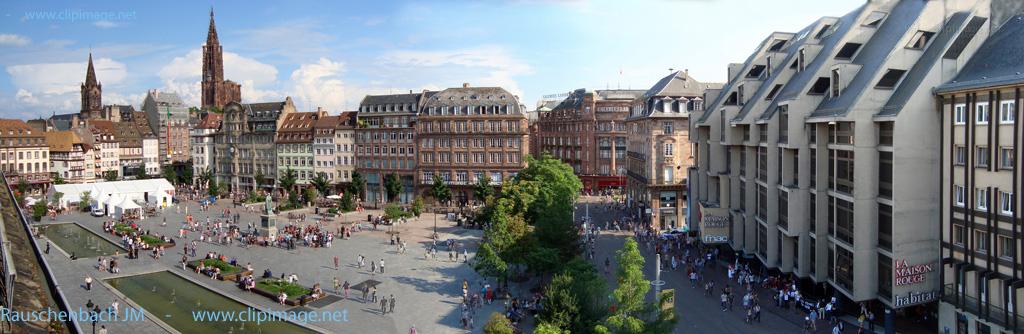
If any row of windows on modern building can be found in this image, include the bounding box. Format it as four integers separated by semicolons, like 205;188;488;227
951;101;1017;124
420;137;522;149
0;150;49;160
277;157;355;168
0;162;48;173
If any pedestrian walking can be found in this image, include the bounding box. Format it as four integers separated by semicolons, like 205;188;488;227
389;295;396;313
333;256;339;270
333;277;341;294
371;286;378;302
45;241;50;254
370;260;376;273
380;297;388;314
343;281;350;299
84;276;92;290
379;259;385;274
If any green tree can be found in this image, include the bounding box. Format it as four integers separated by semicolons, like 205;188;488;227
51;173;66;185
340;191;355;212
16;178;28;194
474;176;494;202
384;173;402;202
179;164;193;185
279;168;298;194
254;170;266;190
208;180;221;197
383;203;410;220
32;200;47;221
483;312;514;334
411;196;424;217
348;171;365;199
78;191;92;211
104;170;119;182
540;273;580;330
534;322;568;334
51;192;64;208
311;172;331;198
162;167;176;184
430;174;451;205
197;167;213;188
136;168;150;180
595;237;650;334
303;187;319;205
473;243;508;282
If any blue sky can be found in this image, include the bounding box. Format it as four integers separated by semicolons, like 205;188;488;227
0;0;862;119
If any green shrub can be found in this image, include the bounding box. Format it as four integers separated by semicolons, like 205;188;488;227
190;258;241;274
257;279;310;298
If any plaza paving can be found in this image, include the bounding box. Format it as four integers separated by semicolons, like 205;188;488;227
36;198;508;334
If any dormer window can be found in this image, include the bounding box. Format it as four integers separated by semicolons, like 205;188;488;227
814;24;833;39
808;77;830;95
906;31;935;50
863;11;887;27
746;65;766;78
768;39;787;52
835;43;862;59
875;69;907;89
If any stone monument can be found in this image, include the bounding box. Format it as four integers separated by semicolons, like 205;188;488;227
259;193;278;239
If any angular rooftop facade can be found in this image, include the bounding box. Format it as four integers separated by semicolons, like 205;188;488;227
690;0;998;313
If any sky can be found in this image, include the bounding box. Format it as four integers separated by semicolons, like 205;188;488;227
0;0;864;120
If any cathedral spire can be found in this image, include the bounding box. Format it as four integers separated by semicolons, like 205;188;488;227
85;52;98;86
207;8;219;46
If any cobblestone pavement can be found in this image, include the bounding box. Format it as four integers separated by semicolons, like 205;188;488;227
37;199;509;334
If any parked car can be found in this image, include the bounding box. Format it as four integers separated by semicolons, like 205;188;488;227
91;207;105;217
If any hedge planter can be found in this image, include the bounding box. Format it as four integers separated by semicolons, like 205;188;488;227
187;258;252;282
139;235;176;249
251;279;322;306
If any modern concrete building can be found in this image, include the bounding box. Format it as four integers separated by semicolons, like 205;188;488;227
625;70;717;230
417;85;529;204
537;89;644;192
935;14;1024;334
142;90;191;164
689;0;996;324
355;91;432;205
215;98;296;193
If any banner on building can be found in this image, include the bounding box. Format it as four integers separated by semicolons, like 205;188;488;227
696;203;729;244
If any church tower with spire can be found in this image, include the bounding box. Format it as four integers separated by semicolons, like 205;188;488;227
201;9;241;110
81;53;102;119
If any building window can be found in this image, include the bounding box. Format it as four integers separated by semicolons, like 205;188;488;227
952;224;965;246
976;188;988;210
863;11;887;27
976;146;989;167
757;185;768;221
878;203;892;251
1000;191;1014;215
998;235;1013;259
809;77;830;95
1000;147;1014;170
663;143;673;156
831;69;841;97
954;146;967;165
875;69;906;89
778;106;788;143
906;31;935;50
835;43;862;59
954;185;965;206
835;246;854;291
879;151;892;199
765;84;783;100
954;104;967;124
975;230;988;253
757;147;767;182
778;190;788;230
1000;100;1016;123
878;122;893;146
829;149;855;195
757;224;767;258
663;122;673;135
831;196;854;245
976;102;990;124
878;253;892;300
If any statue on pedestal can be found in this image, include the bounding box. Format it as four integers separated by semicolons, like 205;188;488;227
264;193;274;215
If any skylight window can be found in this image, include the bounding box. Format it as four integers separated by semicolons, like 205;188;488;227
747;65;766;78
765;84;784;100
863;11;887;27
808;77;830;95
768;39;787;52
814;24;833;39
875;69;907;89
906;31;935;50
835;43;862;59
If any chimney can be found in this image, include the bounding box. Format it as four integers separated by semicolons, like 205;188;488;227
462;83;470;88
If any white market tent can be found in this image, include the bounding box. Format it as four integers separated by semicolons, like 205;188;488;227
47;179;175;210
113;196;143;219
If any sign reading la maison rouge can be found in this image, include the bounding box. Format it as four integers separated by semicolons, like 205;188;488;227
894;258;935;286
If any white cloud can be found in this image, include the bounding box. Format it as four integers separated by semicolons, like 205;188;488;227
7;57;127;95
289;58;347;112
379;45;533;98
94;20;119;29
158;49;278;106
0;34;31;47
